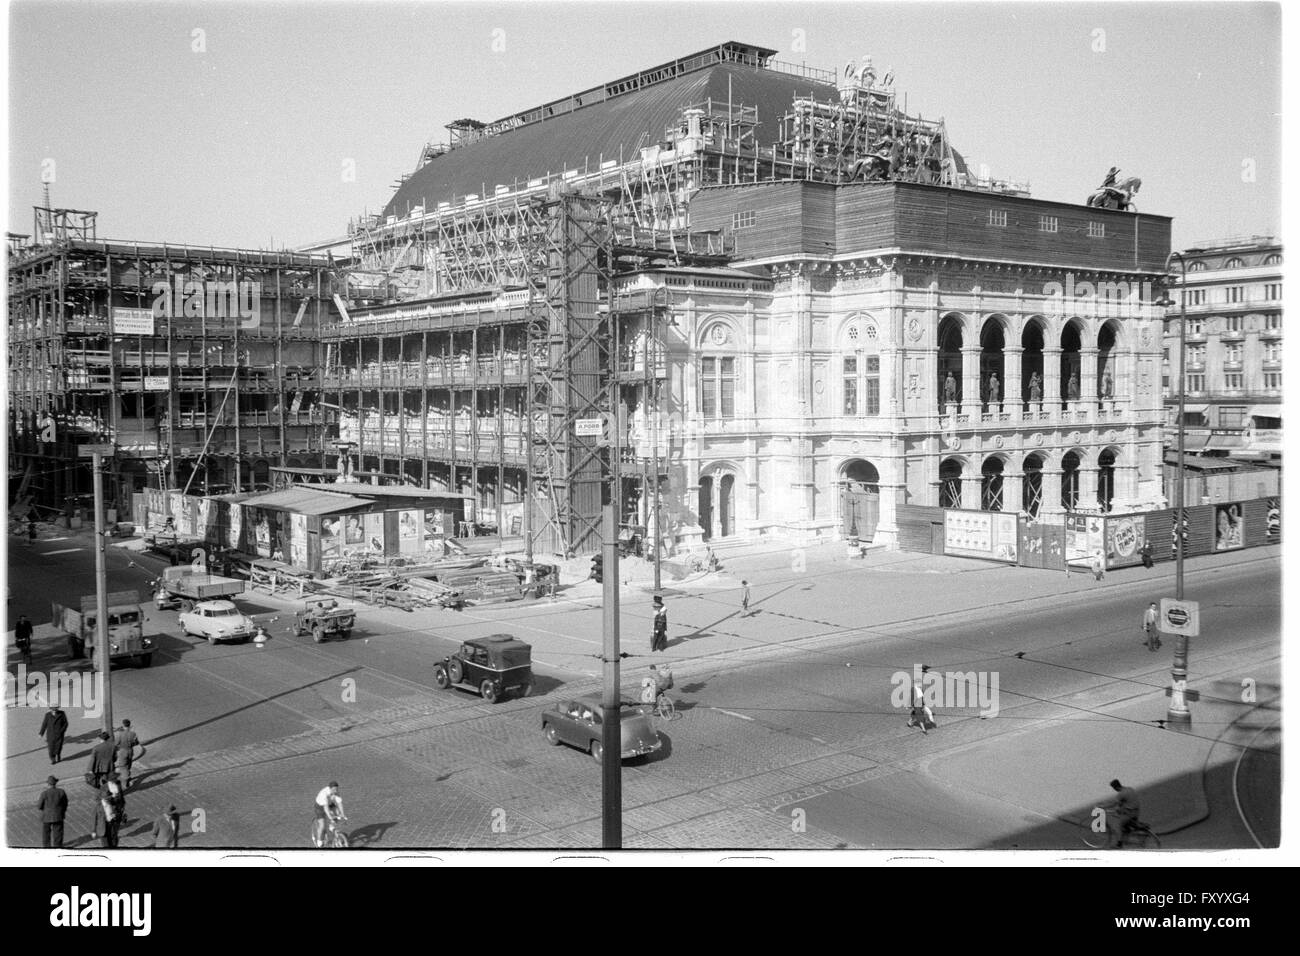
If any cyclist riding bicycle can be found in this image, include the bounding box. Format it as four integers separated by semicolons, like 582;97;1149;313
1107;778;1141;847
640;663;674;711
313;781;347;847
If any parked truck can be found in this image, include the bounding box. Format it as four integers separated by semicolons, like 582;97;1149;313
153;566;246;612
51;590;155;668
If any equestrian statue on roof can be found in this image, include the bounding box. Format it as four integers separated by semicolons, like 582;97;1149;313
1087;166;1142;211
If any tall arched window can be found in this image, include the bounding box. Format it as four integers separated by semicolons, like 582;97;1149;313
841;316;880;416
698;318;741;421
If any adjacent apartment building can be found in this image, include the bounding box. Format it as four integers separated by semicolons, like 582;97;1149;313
1164;236;1283;459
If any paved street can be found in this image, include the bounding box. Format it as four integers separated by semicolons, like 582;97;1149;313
5;528;1280;851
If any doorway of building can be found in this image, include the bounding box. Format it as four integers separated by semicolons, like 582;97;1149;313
698;476;713;541
839;459;880;540
719;474;735;538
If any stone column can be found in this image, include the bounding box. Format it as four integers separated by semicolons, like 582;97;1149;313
961;475;984;511
1081;346;1099;417
1079;466;1100;510
1003;346;1023;421
1003;469;1024;513
961;345;981;417
1043;347;1062;410
1041;469;1064;518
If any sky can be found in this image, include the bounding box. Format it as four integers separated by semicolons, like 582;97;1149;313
5;0;1285;251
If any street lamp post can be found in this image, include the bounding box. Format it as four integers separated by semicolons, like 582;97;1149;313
1159;252;1191;723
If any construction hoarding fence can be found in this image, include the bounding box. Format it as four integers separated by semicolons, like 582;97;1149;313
895;500;1279;570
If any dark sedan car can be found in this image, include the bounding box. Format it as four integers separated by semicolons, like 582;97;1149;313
541;693;662;763
434;634;533;703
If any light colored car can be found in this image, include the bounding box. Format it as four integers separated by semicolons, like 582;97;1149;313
178;599;256;644
541;693;662;763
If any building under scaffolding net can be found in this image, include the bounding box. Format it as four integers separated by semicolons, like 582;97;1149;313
7;210;340;522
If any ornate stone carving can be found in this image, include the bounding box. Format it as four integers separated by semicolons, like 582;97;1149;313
906;316;924;342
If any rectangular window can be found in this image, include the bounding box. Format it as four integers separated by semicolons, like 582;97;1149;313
1220;406;1247;427
1224;315;1243;333
1265;341;1281;363
1088;221;1105;238
1187;317;1204;335
865;356;880;416
1038;215;1058;232
1224;373;1243;391
1265;283;1282;301
843;356;858;415
1224;343;1243;364
1185;289;1207;306
701;357;716;418
988;209;1007;227
719;357;735;418
1187;345;1206;366
1264;372;1282;389
1266;313;1281;330
1186;374;1205;393
731;211;756;230
1225;286;1244;304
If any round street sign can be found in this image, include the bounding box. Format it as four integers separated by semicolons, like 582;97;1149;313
1160;598;1200;637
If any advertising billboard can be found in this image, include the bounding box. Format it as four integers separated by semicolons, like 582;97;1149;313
943;510;1019;562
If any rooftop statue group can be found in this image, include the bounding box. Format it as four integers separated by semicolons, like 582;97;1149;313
1086;166;1141;211
836;55;948;186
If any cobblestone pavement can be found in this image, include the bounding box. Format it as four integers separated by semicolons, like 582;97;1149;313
6;535;1280;853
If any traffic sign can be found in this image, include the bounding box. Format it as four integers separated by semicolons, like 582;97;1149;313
575;418;604;437
78;444;115;458
1160;598;1200;637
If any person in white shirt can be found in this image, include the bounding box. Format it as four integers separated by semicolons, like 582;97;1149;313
313;781;346;847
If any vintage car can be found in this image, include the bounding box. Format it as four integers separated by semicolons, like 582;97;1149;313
291;599;356;642
541;693;662;763
178;599;257;644
433;634;533;703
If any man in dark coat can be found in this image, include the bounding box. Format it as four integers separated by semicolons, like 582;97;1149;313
15;614;34;665
94;775;126;848
87;731;116;789
38;706;69;763
152;805;181;848
38;775;68;848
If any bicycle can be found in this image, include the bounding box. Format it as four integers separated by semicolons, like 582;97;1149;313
1080;815;1161;849
653;691;678;721
312;814;349;849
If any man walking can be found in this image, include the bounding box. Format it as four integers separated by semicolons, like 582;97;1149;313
740;580;751;616
114;718;146;790
152;805;181;848
87;731;116;790
1142;602;1162;652
38;705;68;764
14;614;34;666
94;774;126;848
1139;539;1154;570
38;775;68;848
652;597;668;652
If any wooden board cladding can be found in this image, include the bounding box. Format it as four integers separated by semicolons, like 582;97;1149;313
691;181;1171;272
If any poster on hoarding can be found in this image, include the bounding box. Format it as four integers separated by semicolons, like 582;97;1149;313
290;513;308;567
398;509;420;555
1266;498;1280;541
943;510;992;558
423;509;446;557
1065;514;1105;562
992;513;1018;562
1214;503;1244;551
254;510;271;558
364;512;385;554
1105;515;1147;568
227;504;243;551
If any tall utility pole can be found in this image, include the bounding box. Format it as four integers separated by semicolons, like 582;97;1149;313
1165;252;1192;723
600;297;622;849
87;448;115;734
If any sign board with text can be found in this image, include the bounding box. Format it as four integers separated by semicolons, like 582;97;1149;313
1160;598;1200;637
575;418;604;438
112;307;155;336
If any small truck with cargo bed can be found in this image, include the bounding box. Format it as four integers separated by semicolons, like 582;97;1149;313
51;590;155;668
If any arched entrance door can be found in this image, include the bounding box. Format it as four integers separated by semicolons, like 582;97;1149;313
698;476;714;541
840;459;880;540
981;458;1005;511
1061;452;1081;511
1023;454;1044;517
719;474;735;538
